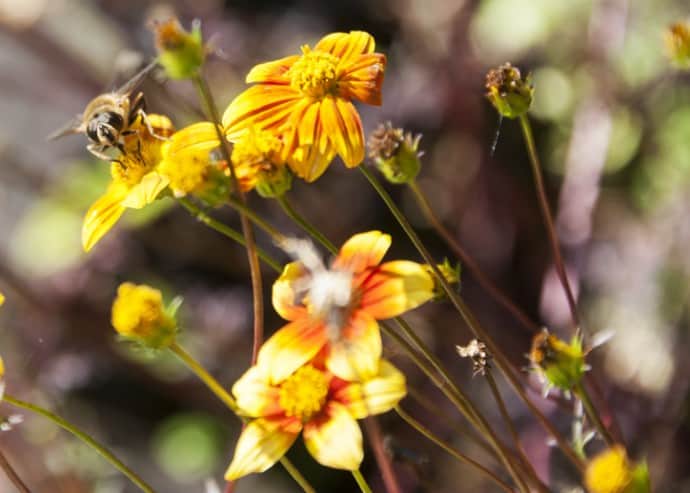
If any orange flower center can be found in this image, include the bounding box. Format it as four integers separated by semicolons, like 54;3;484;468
279;365;330;422
289;46;339;98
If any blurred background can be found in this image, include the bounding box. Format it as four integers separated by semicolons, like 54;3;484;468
1;0;690;491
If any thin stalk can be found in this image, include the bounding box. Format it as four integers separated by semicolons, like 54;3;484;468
518;115;579;328
408;180;538;334
276;196;337;252
178;198;281;273
361;166;586;473
575;383;615;447
364;417;403;493
352;469;373;493
0;449;32;493
395;406;514;493
3;395;155;493
226;195;286;243
193;73;264;364
169;342;315;493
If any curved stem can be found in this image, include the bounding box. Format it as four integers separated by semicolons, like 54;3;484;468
408;180;538;334
177;198;281;273
364;417;403;493
518;115;579;328
226;195;286;243
276;196;337;253
395;406;515;493
3;394;155;493
575;383;615;447
352;469;373;493
0;449;32;493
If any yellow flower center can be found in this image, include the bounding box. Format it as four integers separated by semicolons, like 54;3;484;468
585;446;633;493
159;142;209;195
279;365;330;422
111;283;176;347
232;128;283;172
289;46;339;98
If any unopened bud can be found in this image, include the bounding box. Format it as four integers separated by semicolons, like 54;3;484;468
150;18;205;79
665;22;690;69
425;258;461;300
529;328;586;392
485;63;533;119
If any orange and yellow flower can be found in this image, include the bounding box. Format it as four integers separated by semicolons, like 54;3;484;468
225;355;406;479
223;31;386;182
258;231;434;384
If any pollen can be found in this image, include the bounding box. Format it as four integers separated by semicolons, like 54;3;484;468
232;127;283;172
158;145;209;196
289;46;339;98
279;365;330;422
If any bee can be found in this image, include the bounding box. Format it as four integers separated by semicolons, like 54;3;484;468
49;60;164;160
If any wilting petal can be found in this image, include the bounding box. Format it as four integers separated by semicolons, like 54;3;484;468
121;171;169;209
333;231;391;273
224;418;300;480
326;310;381;381
82;184;128;252
232;366;282;418
257;317;328;385
359;261;435;319
315;31;375;63
272;262;309;321
165;122;220;158
335;359;407;419
303;401;363;470
246;55;299;84
320;96;364;167
223;85;301;139
339;53;386;106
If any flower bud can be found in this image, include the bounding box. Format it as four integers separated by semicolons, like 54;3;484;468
665;22;690;69
425;258;461;300
367;122;422;184
584;445;650;493
111;282;177;349
150;18;205;80
529;328;586;392
255;164;293;199
485;63;533;119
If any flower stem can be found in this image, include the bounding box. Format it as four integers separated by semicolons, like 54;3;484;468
0;449;32;493
3;394;155;493
276;196;337;253
363;417;403;493
518;114;579;328
394;406;515;493
226;195;286;243
575;383;616;447
407;180;538;334
193;73;264;364
168;342;315;493
361;166;586;473
352;469;373;493
177;197;281;273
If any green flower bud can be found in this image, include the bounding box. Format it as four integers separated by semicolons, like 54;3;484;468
485;63;533;119
367;122;422;184
665;22;690;69
256;165;293;198
150;18;205;80
425;258;461;300
529;328;587;392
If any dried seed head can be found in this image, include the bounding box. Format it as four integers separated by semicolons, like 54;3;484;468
457;339;490;376
368;122;422;184
485;63;533;119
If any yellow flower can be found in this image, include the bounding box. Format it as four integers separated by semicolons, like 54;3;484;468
585;446;632;493
111;282;177;348
225;357;406;479
0;355;5;401
231;127;292;198
0;292;4;306
223;31;386;182
665;22;690;69
259;231;434;384
82;114;174;252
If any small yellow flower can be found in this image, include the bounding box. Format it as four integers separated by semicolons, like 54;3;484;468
231;127;292;198
0;292;4;306
111;282;177;348
150;17;205;79
223;31;386;182
0;355;5;401
585;446;632;493
665;22;690;69
529;328;587;393
225;357;406;480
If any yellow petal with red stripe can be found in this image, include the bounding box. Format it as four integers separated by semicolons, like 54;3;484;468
332;230;391;274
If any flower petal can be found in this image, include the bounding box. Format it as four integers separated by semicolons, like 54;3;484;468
332;231;391;274
339;53;386;106
232;366;282;418
320;96;365;168
82;184;128;252
359;260;435;319
326;310;381;381
335;359;407;419
285;101;336;182
257;317;328;385
272;261;309;321
246;55;299;84
315;31;375;63
223;85;301;139
165;122;220;158
225;418;300;480
121;171;169;209
303;402;363;470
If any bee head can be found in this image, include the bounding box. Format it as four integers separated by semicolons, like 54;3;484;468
86;112;125;146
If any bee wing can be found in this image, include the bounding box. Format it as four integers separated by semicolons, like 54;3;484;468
115;59;160;96
47;116;84;141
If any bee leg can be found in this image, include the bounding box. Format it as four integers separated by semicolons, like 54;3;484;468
137;109;169;141
87;143;113;161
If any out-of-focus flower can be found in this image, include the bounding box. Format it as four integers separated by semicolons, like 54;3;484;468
82;114;174;251
0;292;4;306
665;22;690;69
260;231;434;383
584;445;650;493
231;127;292;198
529;328;587;394
111;282;178;349
0;355;5;402
223;31;386;182
367;122;422;184
150;17;205;79
485;63;533;119
225;356;406;479
424;258;461;299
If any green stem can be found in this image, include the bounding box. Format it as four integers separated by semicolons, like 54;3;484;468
352;469;373;493
226;195;286;243
168;342;315;493
395;406;514;493
3;394;155;493
0;449;32;493
575;383;615;447
177;197;281;273
276;196;337;253
518;114;579;328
